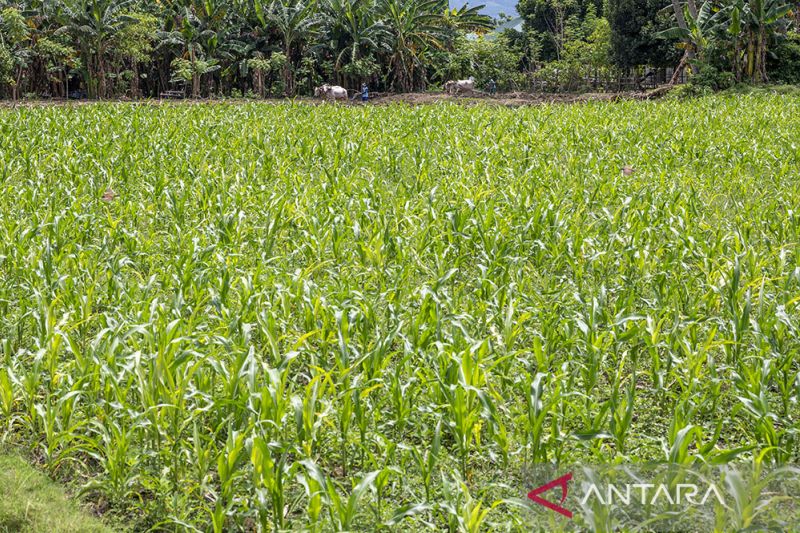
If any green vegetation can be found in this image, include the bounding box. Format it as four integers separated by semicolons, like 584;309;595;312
656;0;798;86
0;0;492;100
0;453;112;532
0;96;799;530
518;0;800;90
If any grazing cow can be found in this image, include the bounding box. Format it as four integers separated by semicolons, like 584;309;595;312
444;77;475;96
314;84;348;101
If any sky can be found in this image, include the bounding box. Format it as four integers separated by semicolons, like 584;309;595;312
453;0;518;18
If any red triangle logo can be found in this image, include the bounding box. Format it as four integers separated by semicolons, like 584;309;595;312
527;472;573;518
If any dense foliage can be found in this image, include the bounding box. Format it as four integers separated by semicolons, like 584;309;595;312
657;0;800;85
606;0;679;69
1;98;800;530
0;0;492;99
517;0;800;89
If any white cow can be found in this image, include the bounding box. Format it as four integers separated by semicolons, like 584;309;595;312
444;77;475;96
314;84;348;101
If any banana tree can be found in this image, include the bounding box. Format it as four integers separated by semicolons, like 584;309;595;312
377;0;491;92
441;3;494;35
721;0;746;81
61;0;133;98
319;0;390;86
158;0;225;98
661;1;717;77
254;0;320;96
741;0;793;82
377;0;445;92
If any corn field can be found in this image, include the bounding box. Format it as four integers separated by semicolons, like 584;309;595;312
0;97;799;531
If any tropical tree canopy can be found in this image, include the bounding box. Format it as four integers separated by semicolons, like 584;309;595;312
0;0;493;98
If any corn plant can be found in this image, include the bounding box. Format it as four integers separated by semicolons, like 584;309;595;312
0;97;798;530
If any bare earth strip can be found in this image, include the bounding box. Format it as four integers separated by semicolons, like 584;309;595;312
0;90;663;109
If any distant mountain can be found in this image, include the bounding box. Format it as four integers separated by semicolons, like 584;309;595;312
452;0;518;18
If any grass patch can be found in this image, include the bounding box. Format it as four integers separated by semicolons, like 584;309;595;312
0;455;112;533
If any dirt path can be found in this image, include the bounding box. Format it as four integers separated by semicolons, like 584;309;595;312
369;91;644;107
0;89;668;109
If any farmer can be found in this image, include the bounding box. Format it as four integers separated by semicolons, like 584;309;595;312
360;83;369;102
487;78;497;96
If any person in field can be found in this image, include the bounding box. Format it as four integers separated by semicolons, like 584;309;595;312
361;83;369;102
487;78;497;95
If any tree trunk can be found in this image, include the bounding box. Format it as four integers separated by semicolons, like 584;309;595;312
254;69;265;98
686;0;698;19
190;46;200;98
733;38;742;82
284;41;293;96
87;61;96;98
671;0;697;74
131;59;140;98
13;66;23;100
758;27;768;83
97;50;107;99
670;51;689;85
